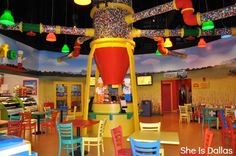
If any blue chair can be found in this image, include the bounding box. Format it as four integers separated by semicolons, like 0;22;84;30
9;115;21;121
56;122;83;156
130;138;160;156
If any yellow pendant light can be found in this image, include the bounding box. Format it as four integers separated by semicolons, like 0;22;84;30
74;0;91;6
164;38;173;48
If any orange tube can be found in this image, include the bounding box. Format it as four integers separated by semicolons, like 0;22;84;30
155;37;169;55
175;0;199;26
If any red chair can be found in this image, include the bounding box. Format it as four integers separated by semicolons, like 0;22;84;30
111;126;132;156
203;128;214;156
20;112;37;139
41;110;59;133
218;110;231;146
226;116;236;153
7;120;22;137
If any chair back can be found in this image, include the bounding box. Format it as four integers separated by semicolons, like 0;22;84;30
72;106;77;116
179;105;188;115
111;126;125;156
218;110;228;129
20;112;32;124
184;103;192;113
9;115;21;121
130;138;160;156
203;128;214;154
7;120;22;137
97;120;106;138
226;116;235;134
225;108;233;117
56;122;73;140
140;122;161;132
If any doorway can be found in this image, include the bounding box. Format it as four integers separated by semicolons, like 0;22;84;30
161;82;172;112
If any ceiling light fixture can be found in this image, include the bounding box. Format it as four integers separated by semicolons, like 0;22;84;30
0;9;15;26
198;38;207;48
202;20;214;30
164;38;173;48
61;44;70;53
155;49;161;56
74;0;91;6
46;32;57;42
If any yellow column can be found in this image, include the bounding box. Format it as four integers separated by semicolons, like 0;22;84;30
94;67;100;102
81;45;96;136
126;43;140;131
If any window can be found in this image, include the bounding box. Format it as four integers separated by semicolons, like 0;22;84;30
137;75;153;86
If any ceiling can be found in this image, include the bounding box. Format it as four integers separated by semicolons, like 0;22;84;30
0;0;236;55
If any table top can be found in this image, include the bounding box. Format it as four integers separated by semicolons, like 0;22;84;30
128;131;180;145
62;119;99;128
32;111;46;115
0;120;8;125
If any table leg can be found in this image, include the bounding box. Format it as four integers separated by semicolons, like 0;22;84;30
60;110;63;123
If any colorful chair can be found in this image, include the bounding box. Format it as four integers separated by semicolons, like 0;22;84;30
7;120;22;137
19;112;37;139
111;125;132;156
225;108;234;117
202;108;219;129
66;106;77;121
202;128;214;156
140;122;161;131
82;120;106;156
226;116;236;153
130;138;160;156
56;122;83;156
184;103;193;120
179;105;190;123
9;115;21;121
218;110;231;146
41;110;59;134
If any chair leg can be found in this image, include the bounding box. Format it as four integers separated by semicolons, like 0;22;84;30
71;145;74;156
160;148;164;156
101;140;104;152
97;143;100;156
58;143;61;156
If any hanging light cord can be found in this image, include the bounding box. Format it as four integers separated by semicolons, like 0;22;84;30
51;0;54;25
65;0;68;42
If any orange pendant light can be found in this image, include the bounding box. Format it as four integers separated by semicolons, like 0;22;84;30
198;38;207;48
46;32;57;42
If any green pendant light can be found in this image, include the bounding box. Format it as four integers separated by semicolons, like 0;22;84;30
61;44;70;53
202;21;214;30
155;49;161;56
0;9;15;26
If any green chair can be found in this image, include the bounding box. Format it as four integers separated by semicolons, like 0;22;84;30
56;122;83;156
202;108;219;130
9;115;21;121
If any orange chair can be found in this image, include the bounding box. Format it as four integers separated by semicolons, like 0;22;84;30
20;112;37;138
111;126;132;156
7;120;22;137
41;110;59;133
202;128;214;156
226;116;236;153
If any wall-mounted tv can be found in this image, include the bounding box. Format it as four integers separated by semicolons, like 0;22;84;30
90;77;95;86
137;75;153;86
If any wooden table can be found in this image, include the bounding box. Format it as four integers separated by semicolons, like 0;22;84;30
128;131;180;145
32;111;46;135
0;120;8;125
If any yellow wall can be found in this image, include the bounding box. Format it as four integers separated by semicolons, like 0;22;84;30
38;63;236;112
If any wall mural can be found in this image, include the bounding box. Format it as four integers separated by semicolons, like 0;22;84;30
0;33;236;74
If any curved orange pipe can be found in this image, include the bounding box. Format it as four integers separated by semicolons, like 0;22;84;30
155;37;169;55
175;0;200;26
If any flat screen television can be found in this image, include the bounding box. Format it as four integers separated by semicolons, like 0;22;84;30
90;77;95;86
137;75;153;86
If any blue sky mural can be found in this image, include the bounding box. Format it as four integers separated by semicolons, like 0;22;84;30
1;33;236;73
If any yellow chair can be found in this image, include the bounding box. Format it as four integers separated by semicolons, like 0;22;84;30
140;122;161;132
66;106;77;121
184;103;193;120
179;105;190;123
139;122;164;156
82;120;106;156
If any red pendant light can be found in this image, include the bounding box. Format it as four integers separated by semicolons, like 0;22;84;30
46;32;57;42
198;38;207;48
26;31;36;37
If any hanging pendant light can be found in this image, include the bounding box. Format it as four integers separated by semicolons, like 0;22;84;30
0;9;15;26
61;44;70;53
198;38;207;48
26;31;36;37
74;0;91;5
46;32;57;42
155;49;161;56
164;38;173;48
202;21;214;30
